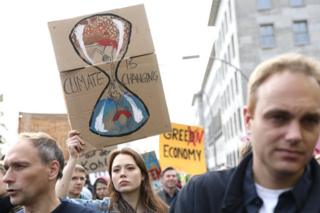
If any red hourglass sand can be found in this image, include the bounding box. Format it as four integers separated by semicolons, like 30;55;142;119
69;14;149;136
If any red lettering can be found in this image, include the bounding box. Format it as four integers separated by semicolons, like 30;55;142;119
187;126;204;146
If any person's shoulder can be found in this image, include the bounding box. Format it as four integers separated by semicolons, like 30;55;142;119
188;168;235;187
177;168;236;199
65;197;111;212
170;169;236;212
15;200;99;213
0;196;15;213
59;199;104;213
156;189;165;195
156;189;166;201
81;187;93;199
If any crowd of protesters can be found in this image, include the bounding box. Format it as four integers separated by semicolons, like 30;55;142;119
1;53;320;213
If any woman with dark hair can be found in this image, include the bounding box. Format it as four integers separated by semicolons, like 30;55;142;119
106;148;168;213
92;177;109;200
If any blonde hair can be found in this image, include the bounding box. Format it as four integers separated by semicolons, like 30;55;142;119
247;53;320;114
74;164;86;174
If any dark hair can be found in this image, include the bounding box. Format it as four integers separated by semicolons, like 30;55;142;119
160;166;175;177
107;148;168;213
93;177;108;200
19;132;65;179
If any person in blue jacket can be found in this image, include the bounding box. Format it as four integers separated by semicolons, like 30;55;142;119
171;53;320;213
2;132;96;213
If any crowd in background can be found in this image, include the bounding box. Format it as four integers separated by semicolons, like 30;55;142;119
2;53;320;213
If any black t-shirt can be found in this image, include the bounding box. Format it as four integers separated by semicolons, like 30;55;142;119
17;199;97;213
0;196;14;213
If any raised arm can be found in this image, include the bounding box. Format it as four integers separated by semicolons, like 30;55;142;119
55;130;85;198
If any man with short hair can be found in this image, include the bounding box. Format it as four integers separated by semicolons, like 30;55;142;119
3;132;96;213
157;167;179;206
171;53;320;212
67;164;92;199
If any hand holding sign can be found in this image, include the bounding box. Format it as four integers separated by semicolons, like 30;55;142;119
48;5;171;148
67;130;86;159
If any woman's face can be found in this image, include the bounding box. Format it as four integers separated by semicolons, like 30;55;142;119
111;154;144;195
95;182;108;199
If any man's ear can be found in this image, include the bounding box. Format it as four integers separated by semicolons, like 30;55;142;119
243;105;253;130
48;160;60;180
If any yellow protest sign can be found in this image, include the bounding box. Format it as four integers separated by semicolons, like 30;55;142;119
159;123;206;175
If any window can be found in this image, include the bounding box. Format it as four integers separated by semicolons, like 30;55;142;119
228;85;232;105
234;72;238;94
230;119;234;138
293;20;309;45
231;79;234;100
234;113;237;134
222;22;225;42
227;85;230;106
218;31;222;54
221;60;225;80
231;35;235;58
290;0;304;7
226;123;229;140
257;0;271;10
228;1;232;22
225;12;228;34
237;108;242;131
260;24;275;48
227;44;231;63
224;54;227;79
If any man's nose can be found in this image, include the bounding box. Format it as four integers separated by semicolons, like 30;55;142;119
76;178;84;184
3;169;14;184
285;121;302;143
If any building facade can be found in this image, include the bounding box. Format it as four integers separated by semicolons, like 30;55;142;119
194;0;320;170
18;112;71;159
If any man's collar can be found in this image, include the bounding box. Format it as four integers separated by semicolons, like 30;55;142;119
163;187;179;197
221;153;252;211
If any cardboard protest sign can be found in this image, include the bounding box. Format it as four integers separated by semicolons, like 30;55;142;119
48;4;171;148
141;151;161;190
77;146;114;173
159;123;206;175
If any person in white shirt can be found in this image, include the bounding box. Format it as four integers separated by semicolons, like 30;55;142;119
171;53;320;213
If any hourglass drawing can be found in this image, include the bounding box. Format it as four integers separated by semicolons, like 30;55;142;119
69;14;149;137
